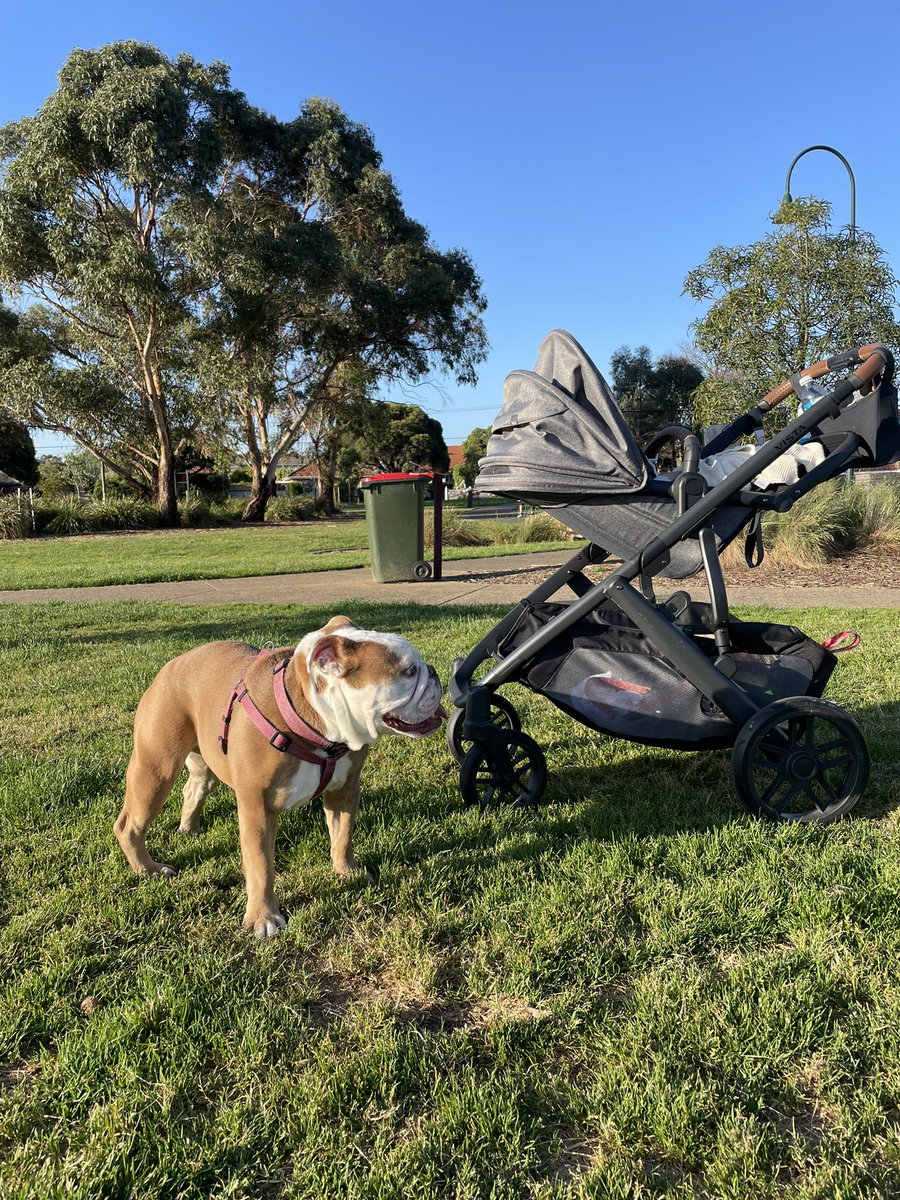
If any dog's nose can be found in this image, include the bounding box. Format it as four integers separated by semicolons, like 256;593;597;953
427;664;439;681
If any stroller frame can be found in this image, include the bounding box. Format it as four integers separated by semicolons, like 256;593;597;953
448;342;897;822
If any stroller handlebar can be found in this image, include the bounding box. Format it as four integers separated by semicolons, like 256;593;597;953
758;344;892;413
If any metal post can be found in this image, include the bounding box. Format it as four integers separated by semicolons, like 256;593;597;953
783;145;856;238
432;472;443;581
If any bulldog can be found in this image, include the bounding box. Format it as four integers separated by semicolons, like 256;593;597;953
115;616;444;937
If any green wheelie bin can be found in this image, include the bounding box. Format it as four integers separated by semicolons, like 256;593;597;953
359;472;433;582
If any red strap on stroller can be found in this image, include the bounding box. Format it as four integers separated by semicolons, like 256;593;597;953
822;631;861;653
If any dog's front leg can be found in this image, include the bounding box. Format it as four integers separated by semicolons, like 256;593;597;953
236;794;285;938
322;774;370;883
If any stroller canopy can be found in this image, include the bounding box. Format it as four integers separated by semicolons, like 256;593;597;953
476;329;648;498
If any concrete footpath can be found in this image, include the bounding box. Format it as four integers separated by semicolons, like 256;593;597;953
1;550;898;608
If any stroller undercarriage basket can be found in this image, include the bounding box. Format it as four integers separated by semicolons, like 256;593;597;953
446;331;894;824
494;601;836;750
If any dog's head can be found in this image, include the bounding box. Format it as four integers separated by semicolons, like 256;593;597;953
296;616;445;750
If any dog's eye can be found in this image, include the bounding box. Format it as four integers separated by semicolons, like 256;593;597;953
405;664;418;677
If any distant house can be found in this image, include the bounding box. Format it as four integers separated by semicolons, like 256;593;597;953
0;469;24;494
282;463;323;496
447;445;464;476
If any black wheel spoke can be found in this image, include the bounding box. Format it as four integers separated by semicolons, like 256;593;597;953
761;776;789;808
816;736;849;754
820;753;851;772
815;772;840;805
773;784;800;813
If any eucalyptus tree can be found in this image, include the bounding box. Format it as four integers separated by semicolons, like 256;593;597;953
0;41;255;524
609;346;703;446
684;197;900;427
458;426;490;489
189;99;487;521
339;400;449;475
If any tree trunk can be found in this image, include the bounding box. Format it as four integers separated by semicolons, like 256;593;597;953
242;468;278;522
156;440;179;527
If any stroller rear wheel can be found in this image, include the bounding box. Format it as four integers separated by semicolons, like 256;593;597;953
459;730;547;810
446;694;521;765
731;697;869;824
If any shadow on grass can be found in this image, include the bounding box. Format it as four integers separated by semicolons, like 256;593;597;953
156;692;900;888
30;601;510;652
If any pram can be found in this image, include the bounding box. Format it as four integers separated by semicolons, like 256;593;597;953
447;330;900;823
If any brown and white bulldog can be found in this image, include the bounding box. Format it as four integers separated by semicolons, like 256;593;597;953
115;616;444;937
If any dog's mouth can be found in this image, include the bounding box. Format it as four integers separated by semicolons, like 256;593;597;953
383;704;446;737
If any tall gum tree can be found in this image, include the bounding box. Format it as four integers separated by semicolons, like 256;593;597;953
0;42;253;524
189;99;487;521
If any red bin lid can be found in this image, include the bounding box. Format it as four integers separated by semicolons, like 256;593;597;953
359;472;432;484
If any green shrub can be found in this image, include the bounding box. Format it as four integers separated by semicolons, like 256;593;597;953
177;496;217;527
425;509;486;549
265;496;316;523
90;472;144;501
207;499;245;525
87;498;158;532
40;496;92;536
844;481;900;551
762;478;900;566
0;494;34;539
478;519;522;545
519;512;576;542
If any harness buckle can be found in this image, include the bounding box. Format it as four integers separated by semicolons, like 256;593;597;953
268;730;292;753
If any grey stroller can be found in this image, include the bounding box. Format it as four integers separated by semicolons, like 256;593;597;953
447;330;899;822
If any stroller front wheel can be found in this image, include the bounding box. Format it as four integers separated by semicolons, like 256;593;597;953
446;694;521;765
459;730;547;810
731;696;870;824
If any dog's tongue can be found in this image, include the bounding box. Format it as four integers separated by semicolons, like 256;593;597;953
384;700;446;736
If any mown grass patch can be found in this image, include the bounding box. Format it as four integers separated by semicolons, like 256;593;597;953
0;524;573;591
1;601;899;1197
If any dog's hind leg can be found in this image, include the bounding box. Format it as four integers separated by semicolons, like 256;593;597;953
179;752;217;834
115;717;194;877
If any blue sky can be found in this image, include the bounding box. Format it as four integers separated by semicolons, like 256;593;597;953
3;0;899;454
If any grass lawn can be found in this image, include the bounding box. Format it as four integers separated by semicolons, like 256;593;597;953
2;601;900;1197
0;524;573;591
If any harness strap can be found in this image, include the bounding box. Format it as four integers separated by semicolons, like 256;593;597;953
744;511;764;568
822;630;861;653
272;658;346;755
218;650;348;800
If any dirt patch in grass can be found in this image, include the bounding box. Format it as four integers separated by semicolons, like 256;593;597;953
300;962;551;1032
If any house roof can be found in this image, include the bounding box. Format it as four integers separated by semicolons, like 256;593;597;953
447;445;464;470
0;469;24;488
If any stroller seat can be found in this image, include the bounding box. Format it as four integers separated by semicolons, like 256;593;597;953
475;329;900;580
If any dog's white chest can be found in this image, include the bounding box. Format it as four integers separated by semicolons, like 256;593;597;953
277;754;354;811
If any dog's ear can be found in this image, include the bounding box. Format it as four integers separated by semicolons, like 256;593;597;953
322;615;357;634
311;635;355;677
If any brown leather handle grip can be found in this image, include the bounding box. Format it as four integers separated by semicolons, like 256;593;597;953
758;345;887;412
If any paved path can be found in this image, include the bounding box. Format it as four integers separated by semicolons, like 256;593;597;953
1;550;898;607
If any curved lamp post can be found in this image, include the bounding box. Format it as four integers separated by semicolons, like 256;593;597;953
783;144;856;238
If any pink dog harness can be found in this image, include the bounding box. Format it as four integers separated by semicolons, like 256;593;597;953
219;650;348;799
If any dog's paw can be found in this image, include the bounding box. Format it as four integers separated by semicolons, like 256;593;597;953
334;863;374;885
177;822;200;836
144;861;177;878
243;908;287;939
